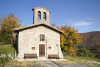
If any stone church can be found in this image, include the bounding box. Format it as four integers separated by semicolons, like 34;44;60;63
14;6;63;59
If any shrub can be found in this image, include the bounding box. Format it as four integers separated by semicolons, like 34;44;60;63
1;34;11;44
76;48;94;57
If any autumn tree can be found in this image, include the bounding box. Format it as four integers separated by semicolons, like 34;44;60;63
51;23;56;27
57;25;82;56
0;28;2;42
0;13;22;44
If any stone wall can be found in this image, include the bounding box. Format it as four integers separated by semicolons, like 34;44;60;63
18;26;63;59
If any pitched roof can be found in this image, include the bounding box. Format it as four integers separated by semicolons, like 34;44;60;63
14;23;63;34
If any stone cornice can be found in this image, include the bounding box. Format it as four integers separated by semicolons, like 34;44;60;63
32;6;50;13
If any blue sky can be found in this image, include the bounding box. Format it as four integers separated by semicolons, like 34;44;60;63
0;0;100;33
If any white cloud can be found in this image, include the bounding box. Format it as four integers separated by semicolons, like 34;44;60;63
72;21;94;27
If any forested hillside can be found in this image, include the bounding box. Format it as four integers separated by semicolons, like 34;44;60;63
78;31;100;58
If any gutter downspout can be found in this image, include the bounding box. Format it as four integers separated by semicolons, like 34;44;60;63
15;49;16;58
15;33;19;58
46;39;47;58
57;44;59;58
17;33;19;57
14;33;16;58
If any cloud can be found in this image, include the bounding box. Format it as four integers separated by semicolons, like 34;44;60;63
72;21;94;27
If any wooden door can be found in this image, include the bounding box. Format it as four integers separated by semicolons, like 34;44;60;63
39;45;45;57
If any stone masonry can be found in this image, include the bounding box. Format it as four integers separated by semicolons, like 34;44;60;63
18;26;63;59
32;6;50;25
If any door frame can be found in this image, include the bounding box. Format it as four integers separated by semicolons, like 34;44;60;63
39;44;45;57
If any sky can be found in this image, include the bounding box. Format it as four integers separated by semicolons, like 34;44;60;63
0;0;100;33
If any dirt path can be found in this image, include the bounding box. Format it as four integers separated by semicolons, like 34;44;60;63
1;60;95;67
38;61;95;67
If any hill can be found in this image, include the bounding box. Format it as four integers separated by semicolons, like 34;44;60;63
78;31;100;58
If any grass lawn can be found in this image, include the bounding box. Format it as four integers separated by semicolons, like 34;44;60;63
0;43;15;66
0;42;6;45
64;56;100;67
4;60;41;67
0;44;15;54
0;43;100;67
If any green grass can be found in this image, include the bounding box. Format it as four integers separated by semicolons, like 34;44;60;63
0;44;15;54
0;57;12;66
64;56;100;67
0;42;6;45
0;43;15;66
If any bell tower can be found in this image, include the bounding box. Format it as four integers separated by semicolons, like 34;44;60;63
32;6;50;25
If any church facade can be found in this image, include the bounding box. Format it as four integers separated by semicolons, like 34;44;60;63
14;6;63;59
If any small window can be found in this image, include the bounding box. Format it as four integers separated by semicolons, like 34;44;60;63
48;46;51;49
43;12;46;20
40;34;45;41
32;47;35;50
38;11;41;19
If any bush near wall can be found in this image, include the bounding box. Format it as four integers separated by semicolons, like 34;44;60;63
76;48;94;57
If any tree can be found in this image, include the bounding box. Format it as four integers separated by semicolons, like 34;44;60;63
0;13;22;44
0;28;2;42
51;23;56;27
57;25;82;56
